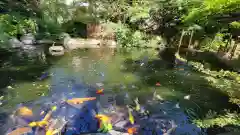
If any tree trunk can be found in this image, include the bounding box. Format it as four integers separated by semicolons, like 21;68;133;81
186;30;194;57
176;30;185;54
230;42;237;60
224;34;232;52
228;38;233;54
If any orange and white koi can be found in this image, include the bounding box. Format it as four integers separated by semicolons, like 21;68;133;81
7;127;32;135
67;97;96;105
96;89;104;94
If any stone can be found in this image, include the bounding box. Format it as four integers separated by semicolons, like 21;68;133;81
49;46;65;56
20;33;35;45
64;37;101;50
7;86;13;89
8;38;24;48
21;45;37;51
103;40;117;48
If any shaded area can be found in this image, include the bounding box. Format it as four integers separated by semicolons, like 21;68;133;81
121;49;239;114
158;47;238;72
0;49;62;134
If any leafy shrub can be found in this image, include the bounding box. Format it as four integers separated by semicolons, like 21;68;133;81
194;110;240;128
200;33;226;51
0;14;37;47
115;22;161;48
0;14;37;37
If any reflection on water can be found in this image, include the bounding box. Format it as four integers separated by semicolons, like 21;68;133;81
0;48;221;134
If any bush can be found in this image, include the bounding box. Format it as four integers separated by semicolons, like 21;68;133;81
0;14;37;37
115;22;160;48
0;14;37;48
200;33;227;52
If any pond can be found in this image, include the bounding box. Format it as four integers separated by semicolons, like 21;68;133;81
0;48;235;135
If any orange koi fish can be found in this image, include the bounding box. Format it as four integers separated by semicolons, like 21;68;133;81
67;97;96;105
7;127;32;135
16;106;33;117
96;89;104;94
156;82;161;86
127;127;137;134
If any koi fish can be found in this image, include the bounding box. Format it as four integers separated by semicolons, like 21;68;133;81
96;89;104;94
95;114;111;122
28;120;48;128
46;118;68;135
134;98;140;112
39;72;49;80
96;114;112;133
66;97;96;105
179;68;184;71
40;111;45;115
16;106;33;117
156;82;161;86
29;106;57;128
46;129;59;135
128;108;134;125
127;127;137;134
7;127;32;135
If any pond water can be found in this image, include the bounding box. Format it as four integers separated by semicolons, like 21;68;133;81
0;48;235;134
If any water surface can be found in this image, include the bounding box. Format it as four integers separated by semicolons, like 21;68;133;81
0;48;234;134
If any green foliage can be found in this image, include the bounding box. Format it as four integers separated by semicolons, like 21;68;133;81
127;1;150;23
184;0;240;24
187;61;240;131
189;61;240;105
115;22;161;48
230;21;240;29
116;24;145;47
194;110;240;128
0;13;37;46
200;33;227;51
0;14;37;37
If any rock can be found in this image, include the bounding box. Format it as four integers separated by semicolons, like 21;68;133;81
7;86;13;89
103;40;117;48
20;33;35;45
49;46;65;56
36;39;55;44
85;39;101;47
8;38;24;48
21;45;36;51
64;37;101;50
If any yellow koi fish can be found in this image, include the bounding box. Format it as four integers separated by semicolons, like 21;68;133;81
29;106;57;128
95;114;111;122
16;106;33;117
95;114;112;132
67;97;96;105
46;129;60;135
127;107;134;125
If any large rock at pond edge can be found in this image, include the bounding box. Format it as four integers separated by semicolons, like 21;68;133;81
20;33;35;45
49;46;65;56
63;37;101;50
8;38;24;48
